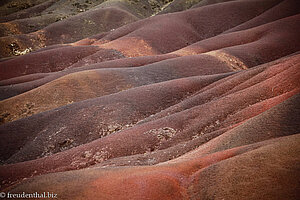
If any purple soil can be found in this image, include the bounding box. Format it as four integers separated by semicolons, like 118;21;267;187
0;0;299;198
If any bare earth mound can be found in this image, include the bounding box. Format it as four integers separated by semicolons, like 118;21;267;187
0;0;299;199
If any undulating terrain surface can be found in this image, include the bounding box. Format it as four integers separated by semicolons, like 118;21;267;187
0;0;300;199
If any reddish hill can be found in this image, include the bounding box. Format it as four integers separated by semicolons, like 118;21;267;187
0;0;299;199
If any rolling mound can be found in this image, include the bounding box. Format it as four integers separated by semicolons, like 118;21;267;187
0;0;299;199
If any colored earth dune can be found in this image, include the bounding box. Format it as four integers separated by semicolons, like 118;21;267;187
0;0;299;199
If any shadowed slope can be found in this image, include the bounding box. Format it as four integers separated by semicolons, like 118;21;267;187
175;14;300;62
93;0;282;57
0;73;232;162
4;131;300;199
0;0;299;198
0;0;173;58
1;14;299;123
0;0;282;58
224;0;300;33
0;0;58;23
0;0;50;17
187;134;300;200
158;0;234;14
0;54;178;100
0;56;299;189
0;6;139;58
0;1;298;82
0;54;234;123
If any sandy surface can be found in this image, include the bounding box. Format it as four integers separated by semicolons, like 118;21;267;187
0;0;299;199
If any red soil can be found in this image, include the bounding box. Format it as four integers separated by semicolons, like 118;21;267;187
0;0;299;199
